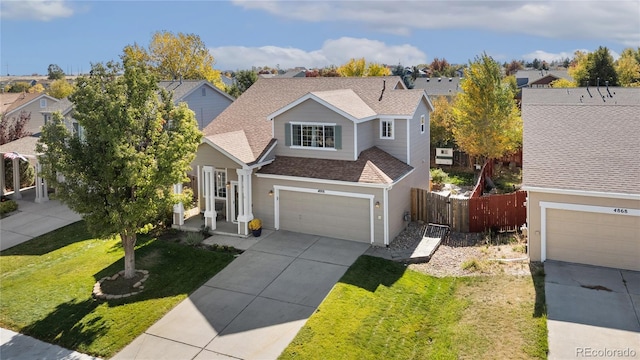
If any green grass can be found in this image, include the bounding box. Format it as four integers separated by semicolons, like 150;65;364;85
430;167;476;187
280;256;547;360
0;221;235;358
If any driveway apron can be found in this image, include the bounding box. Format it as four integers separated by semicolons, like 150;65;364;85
545;261;640;359
113;231;369;360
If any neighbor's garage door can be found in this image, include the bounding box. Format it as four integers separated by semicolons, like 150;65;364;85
278;190;371;243
546;209;640;271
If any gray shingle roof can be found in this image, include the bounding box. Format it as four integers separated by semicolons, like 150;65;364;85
522;87;640;195
203;76;428;165
413;77;462;97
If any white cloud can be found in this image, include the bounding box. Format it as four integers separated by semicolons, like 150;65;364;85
523;48;621;63
211;37;427;70
232;0;640;47
0;0;74;21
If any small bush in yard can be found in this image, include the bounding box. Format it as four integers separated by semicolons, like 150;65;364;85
0;199;18;215
184;232;204;246
430;168;449;184
461;258;484;271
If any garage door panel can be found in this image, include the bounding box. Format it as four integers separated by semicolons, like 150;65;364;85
547;209;640;271
279;190;370;243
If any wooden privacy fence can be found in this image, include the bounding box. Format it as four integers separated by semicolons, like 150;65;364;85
469;191;527;233
411;188;526;233
411;188;469;232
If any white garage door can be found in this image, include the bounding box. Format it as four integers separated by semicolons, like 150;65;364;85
278;190;371;243
546;208;640;271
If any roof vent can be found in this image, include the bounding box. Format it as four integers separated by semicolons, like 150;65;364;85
448;78;452;82
438;78;442;82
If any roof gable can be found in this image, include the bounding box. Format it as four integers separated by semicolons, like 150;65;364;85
3;93;58;116
158;80;234;102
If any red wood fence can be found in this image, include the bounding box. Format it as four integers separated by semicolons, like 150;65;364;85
469;190;527;232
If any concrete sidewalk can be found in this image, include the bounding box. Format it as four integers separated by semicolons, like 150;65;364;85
0;328;100;360
545;261;640;359
1;191;81;251
113;231;369;360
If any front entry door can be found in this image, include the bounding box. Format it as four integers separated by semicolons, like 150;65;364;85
230;182;239;223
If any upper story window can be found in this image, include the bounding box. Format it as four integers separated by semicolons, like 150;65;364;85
44;114;50;125
201;88;206;96
40;99;47;108
72;121;85;141
420;115;425;134
380;119;394;139
289;123;338;149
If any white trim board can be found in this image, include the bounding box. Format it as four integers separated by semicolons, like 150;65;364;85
538;201;640;262
523;186;640;201
273;185;375;244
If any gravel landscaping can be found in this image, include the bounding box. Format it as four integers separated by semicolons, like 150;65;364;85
386;222;539;277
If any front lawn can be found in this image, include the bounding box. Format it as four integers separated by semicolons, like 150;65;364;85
280;256;547;359
0;221;235;358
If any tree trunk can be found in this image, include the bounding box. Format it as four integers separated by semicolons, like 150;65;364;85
121;231;137;279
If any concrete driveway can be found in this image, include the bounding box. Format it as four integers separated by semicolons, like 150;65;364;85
113;231;369;360
545;261;640;359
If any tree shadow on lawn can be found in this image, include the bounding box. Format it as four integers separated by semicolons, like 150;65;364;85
338;255;406;292
94;235;235;304
20;298;106;353
0;222;93;257
530;261;547;318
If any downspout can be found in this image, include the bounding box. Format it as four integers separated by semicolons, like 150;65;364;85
383;186;389;246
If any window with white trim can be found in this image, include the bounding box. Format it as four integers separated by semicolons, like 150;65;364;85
420;114;425;134
44;114;50;125
40;99;47;108
380;119;394;139
214;169;227;198
292;124;335;149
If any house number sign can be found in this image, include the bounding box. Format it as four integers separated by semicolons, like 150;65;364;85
317;189;325;193
613;208;629;214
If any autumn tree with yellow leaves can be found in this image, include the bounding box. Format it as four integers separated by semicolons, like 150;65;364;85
337;58;390;77
452;53;522;162
124;31;224;89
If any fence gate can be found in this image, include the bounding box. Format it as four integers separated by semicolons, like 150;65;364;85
411;188;469;232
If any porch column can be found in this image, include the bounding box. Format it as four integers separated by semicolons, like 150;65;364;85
173;183;184;226
34;162;49;203
0;156;5;196
236;168;253;235
12;158;21;199
202;166;216;230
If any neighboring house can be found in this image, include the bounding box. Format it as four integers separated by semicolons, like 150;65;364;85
180;76;433;246
522;87;640;271
158;80;234;130
413;77;462;100
40;98;79;136
515;69;573;89
1;92;59;134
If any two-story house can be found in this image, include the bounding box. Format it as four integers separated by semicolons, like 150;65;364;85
179;76;433;246
1;92;59;135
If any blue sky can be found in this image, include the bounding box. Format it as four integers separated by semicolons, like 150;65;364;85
1;0;639;76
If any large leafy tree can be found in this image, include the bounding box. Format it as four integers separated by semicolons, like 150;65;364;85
452;53;522;162
570;47;618;86
47;64;65;80
430;96;456;148
225;70;258;98
36;54;202;279
616;47;640;87
337;58;390;77
124;31;224;90
47;79;75;99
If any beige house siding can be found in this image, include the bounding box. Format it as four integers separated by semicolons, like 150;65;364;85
373;118;408;162
190;143;242;208
388;165;430;242
253;175;385;245
409;100;431;169
182;86;233;130
527;191;640;270
357;120;374;154
7;98;54;134
273;99;355;160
